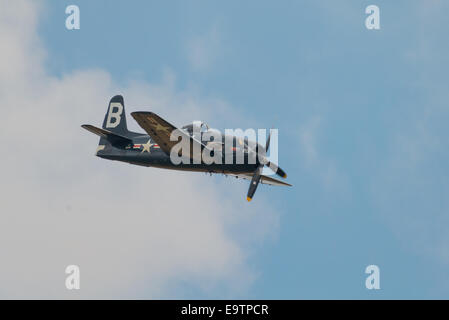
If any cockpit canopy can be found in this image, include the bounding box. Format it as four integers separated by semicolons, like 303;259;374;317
181;122;265;153
181;121;209;135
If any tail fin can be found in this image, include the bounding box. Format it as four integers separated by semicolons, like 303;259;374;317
102;95;128;136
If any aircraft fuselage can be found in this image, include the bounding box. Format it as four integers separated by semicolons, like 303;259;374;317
96;134;260;175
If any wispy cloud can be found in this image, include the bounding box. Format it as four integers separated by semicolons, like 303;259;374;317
368;0;449;264
186;25;222;73
298;116;349;193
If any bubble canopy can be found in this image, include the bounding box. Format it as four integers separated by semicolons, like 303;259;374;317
181;121;209;134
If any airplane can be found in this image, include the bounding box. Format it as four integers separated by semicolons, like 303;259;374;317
82;95;291;201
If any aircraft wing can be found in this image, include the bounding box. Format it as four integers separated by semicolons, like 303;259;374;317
227;173;292;187
130;111;209;162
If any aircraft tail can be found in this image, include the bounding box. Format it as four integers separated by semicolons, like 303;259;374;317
82;95;137;155
102;95;128;135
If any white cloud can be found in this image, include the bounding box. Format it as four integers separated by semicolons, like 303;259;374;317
0;0;278;298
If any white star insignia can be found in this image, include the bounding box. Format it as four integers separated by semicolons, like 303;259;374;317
141;139;154;153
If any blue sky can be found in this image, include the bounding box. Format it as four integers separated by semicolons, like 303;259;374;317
2;0;448;298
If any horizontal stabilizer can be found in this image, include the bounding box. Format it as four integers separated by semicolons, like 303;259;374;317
227;173;292;187
260;174;292;187
81;124;132;147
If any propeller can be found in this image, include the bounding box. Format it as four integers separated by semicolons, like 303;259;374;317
247;166;263;201
246;129;287;201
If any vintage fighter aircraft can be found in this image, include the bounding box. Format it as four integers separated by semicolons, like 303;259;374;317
82;95;291;201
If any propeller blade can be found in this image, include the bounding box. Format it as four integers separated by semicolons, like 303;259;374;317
265;129;272;152
247;166;263;201
267;161;287;179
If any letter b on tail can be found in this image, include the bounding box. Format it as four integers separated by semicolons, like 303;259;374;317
105;102;123;128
